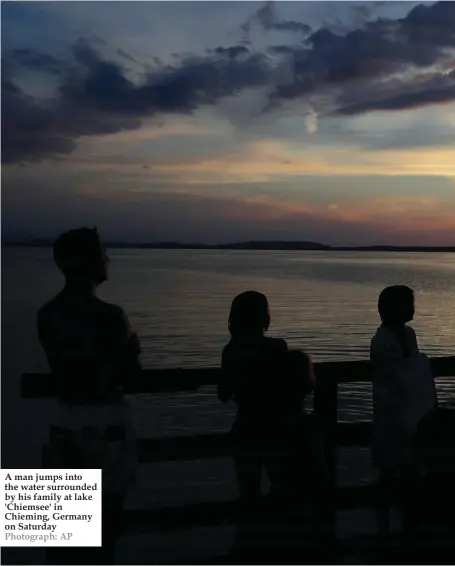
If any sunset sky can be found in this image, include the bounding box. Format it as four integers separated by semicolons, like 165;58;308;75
3;1;455;245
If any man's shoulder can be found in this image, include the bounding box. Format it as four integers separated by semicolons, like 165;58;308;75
87;299;129;331
37;294;126;323
94;298;125;317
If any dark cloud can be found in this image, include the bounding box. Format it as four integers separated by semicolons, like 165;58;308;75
320;2;391;35
1;71;77;164
336;70;455;115
1;55;142;164
212;46;250;59
2;1;455;164
2;42;270;163
116;48;140;64
402;1;455;48
8;48;65;75
267;45;300;56
271;1;455;102
243;2;312;35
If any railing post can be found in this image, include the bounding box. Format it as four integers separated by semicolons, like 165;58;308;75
314;371;338;543
314;373;338;484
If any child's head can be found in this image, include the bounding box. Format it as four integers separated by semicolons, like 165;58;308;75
228;291;270;338
53;227;109;285
378;285;415;325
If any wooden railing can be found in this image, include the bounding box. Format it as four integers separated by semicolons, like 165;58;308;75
21;356;455;539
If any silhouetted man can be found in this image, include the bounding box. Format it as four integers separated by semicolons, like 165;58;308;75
37;227;141;564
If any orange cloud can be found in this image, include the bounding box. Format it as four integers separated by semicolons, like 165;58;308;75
149;139;455;182
179;190;455;235
324;194;455;233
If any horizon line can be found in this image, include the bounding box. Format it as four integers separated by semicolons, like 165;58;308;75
3;239;455;252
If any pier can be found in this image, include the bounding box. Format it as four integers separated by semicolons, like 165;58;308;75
21;356;455;562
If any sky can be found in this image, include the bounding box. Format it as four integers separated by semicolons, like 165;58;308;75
2;0;455;246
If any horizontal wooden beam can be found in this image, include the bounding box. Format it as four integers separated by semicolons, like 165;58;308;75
136;422;372;463
20;356;455;398
123;484;376;534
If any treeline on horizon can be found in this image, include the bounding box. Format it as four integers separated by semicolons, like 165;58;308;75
4;239;455;253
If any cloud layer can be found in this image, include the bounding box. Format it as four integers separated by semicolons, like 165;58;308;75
2;1;455;165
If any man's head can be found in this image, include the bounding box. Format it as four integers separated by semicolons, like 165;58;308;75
378;285;415;325
228;291;271;337
53;227;108;285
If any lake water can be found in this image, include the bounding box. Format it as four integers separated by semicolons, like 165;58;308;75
2;248;454;561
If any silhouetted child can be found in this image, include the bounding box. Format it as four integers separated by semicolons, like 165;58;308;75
370;285;437;538
37;227;141;564
219;291;326;504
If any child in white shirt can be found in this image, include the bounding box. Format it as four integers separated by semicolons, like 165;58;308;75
370;285;437;537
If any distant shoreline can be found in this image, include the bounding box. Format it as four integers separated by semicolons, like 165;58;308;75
3;240;455;253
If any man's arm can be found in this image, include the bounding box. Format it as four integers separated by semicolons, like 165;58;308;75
36;307;64;373
109;306;142;391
